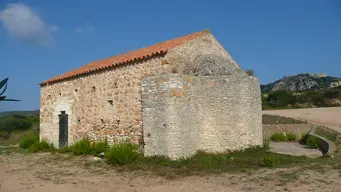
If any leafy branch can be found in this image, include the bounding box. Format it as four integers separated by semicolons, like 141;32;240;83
0;77;20;102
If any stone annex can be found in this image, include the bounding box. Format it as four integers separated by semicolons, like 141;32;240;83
40;29;263;160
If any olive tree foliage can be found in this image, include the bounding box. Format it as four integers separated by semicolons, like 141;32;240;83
0;77;20;102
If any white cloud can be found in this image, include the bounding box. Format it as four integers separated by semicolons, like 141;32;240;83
0;3;57;47
75;22;95;34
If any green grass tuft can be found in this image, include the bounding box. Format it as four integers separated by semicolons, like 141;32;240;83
91;140;108;156
28;140;55;153
270;132;296;142
105;142;139;165
19;135;39;149
70;138;92;155
287;133;297;141
306;136;319;149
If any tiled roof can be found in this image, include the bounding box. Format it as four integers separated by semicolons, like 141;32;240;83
40;29;210;86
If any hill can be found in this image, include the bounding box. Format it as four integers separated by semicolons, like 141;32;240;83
261;73;341;92
0;110;39;117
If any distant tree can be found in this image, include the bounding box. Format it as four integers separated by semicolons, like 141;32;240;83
245;69;255;76
323;88;341;99
266;91;297;108
0;116;32;133
0;77;20;102
297;90;323;106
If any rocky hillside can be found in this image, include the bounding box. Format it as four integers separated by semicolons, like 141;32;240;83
261;73;341;92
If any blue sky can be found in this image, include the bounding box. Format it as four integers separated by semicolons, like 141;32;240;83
0;0;340;111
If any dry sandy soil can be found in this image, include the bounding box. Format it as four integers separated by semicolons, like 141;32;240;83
263;107;341;133
1;107;341;192
1;151;341;192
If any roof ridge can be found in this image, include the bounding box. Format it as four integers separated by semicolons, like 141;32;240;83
40;29;209;85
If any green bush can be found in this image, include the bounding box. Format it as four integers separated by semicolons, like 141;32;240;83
28;140;55;153
19;135;39;149
105;142;139;165
26;115;40;124
266;91;297;108
306;136;319;149
70;138;92;155
91;140;108;155
63;138;109;155
287;133;296;141
270;132;287;142
323;88;341;99
0;116;32;133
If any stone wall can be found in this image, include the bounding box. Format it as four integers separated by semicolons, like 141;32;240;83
40;56;170;147
40;32;236;148
142;74;262;160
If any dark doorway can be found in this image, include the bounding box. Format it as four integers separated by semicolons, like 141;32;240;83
58;111;68;148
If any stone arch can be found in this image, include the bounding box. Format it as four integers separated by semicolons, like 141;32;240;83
183;54;243;76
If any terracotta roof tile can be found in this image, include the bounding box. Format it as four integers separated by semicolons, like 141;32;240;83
40;29;210;85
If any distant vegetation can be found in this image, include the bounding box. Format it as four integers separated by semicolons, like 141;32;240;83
0;113;39;142
0;110;39;117
262;85;341;110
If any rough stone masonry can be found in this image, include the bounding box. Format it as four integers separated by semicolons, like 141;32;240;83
39;29;263;159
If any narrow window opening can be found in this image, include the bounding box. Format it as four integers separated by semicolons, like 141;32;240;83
107;100;113;106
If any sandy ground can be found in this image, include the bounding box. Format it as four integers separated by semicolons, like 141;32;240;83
263;107;341;133
1;152;341;192
1;107;341;192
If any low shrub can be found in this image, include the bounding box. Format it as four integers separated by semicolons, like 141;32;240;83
91;140;108;155
270;132;287;142
28;140;55;153
306;136;319;149
105;142;139;165
287;133;297;141
0;116;32;133
270;132;297;142
19;135;39;149
70;138;92;155
68;138;109;155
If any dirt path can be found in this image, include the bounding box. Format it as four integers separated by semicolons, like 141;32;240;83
263;107;341;133
1;152;341;192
